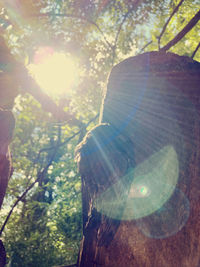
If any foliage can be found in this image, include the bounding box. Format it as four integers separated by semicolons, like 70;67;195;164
0;0;199;266
3;95;83;266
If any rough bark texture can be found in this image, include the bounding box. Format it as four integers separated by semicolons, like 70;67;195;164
75;124;135;266
76;52;200;267
0;109;15;266
0;240;6;267
0;109;15;209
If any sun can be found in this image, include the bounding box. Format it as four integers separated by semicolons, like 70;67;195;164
28;47;78;96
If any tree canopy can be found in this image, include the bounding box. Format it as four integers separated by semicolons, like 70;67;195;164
0;0;199;266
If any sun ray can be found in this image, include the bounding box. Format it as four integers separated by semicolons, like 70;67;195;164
28;47;78;97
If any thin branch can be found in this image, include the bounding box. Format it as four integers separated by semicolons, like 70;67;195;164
160;9;200;52
0;127;61;236
111;7;134;64
35;130;81;159
139;40;153;53
158;0;185;49
60;113;99;146
34;12;113;50
0;174;39;236
1;21;84;127
191;41;200;58
34;114;99;162
0;113;98;235
115;8;134;45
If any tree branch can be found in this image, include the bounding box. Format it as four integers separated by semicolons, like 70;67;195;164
17;66;84;127
0;174;39;236
0;30;84;127
158;0;185;49
139;40;153;53
34;12;113;50
191;41;200;59
111;7;134;64
0;127;61;236
34;113;99;163
0;112;98;235
160;9;200;52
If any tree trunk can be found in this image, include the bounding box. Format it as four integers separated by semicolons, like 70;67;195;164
76;52;200;267
0;109;15;210
0;109;15;267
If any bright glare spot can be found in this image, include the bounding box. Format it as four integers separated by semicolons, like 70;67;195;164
140;186;148;196
28;47;78;96
129;184;150;198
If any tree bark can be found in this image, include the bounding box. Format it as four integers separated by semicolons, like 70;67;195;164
0;109;15;267
76;52;200;267
0;109;15;210
160;10;200;52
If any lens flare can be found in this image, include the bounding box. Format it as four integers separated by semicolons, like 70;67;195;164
136;188;190;239
95;145;179;220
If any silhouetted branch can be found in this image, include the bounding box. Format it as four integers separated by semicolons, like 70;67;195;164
160;9;200;52
111;7;134;64
0;111;98;248
158;0;185;49
22;72;84;127
0;175;38;236
191;41;200;59
35;12;113;50
35;113;99;163
61;113;99;145
139;40;153;53
0;29;84;127
0;127;61;236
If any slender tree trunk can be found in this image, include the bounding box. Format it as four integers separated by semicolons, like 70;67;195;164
0;109;15;210
0;109;15;267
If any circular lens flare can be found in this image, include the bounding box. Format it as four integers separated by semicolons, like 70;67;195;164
136;188;190;239
95;145;179;220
